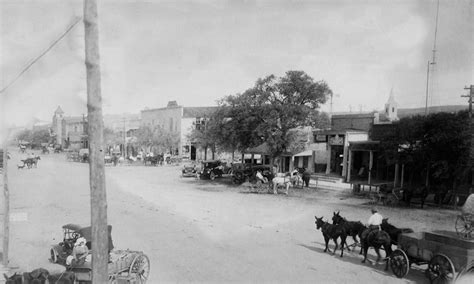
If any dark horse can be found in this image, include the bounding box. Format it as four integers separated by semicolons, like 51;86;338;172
403;186;429;208
332;211;366;253
4;268;75;284
381;218;414;246
361;228;393;268
315;216;347;257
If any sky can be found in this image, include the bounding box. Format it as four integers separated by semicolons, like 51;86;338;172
0;0;472;131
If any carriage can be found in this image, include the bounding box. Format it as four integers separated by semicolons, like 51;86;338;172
50;224;150;283
389;230;474;283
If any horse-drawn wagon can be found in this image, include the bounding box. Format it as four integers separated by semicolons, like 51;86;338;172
389;230;474;283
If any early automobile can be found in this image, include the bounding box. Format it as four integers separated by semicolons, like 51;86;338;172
50;224;150;283
197;160;224;180
181;163;197;177
50;224;114;266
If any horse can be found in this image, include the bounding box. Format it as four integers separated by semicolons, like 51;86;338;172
360;227;393;267
380;218;414;246
332;211;366;253
272;171;302;195
4;268;75;284
30;156;41;168
403;186;429;208
315;216;347;257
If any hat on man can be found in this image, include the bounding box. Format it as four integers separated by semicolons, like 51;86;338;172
371;207;378;213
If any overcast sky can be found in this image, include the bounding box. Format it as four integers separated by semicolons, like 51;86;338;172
0;0;472;128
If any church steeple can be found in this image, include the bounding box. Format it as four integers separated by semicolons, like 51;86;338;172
385;88;399;121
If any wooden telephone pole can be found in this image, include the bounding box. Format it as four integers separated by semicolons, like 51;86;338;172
1;98;9;266
84;0;108;282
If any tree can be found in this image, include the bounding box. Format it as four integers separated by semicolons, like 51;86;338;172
211;70;332;160
136;125;180;154
378;111;470;193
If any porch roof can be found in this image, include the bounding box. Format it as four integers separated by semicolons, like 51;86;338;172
349;140;380;151
294;150;313;157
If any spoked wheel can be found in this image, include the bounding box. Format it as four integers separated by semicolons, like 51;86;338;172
210;172;216;180
426;254;455;284
455;215;472;239
455;265;474;283
129;254;150;283
390;249;410;278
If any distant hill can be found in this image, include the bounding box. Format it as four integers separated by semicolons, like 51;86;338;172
398;105;468;118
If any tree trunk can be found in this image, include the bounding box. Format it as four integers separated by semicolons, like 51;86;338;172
84;1;108;282
204;146;208;160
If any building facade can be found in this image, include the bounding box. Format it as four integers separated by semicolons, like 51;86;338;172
51;106;88;150
140;101;219;160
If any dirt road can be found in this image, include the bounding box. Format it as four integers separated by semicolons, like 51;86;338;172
2;151;460;283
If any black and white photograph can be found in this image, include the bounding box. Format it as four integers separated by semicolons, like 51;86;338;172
0;0;473;283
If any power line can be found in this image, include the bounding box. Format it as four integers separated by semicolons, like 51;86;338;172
0;17;83;95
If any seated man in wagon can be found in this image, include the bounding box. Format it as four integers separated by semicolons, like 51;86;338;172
66;237;90;266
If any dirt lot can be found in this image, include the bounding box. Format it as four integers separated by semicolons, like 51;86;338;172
0;150;467;283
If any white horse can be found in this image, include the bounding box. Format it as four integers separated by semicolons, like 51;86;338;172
271;170;302;195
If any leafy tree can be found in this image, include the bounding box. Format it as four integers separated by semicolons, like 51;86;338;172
378;111;470;191
136;125;180;154
211;70;332;160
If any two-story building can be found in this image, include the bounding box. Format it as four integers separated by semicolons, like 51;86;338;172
141;101;219;160
312;90;399;180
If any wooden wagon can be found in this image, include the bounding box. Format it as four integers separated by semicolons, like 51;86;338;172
389;230;474;283
70;249;150;284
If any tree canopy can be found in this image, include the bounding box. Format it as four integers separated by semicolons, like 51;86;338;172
136;125;180;154
206;70;331;158
378;111;470;187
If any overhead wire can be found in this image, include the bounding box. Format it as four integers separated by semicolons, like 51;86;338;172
0;17;83;96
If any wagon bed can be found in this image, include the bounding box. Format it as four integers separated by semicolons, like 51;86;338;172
390;230;474;283
70;250;150;283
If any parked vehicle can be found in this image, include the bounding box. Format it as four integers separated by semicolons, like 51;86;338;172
232;164;273;184
197;160;224;180
50;224;149;283
181;163;197;177
50;224;114;266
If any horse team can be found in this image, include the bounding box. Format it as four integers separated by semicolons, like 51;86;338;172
18;155;41;170
315;211;413;268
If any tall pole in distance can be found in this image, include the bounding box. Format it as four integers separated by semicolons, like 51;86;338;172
425;61;430;115
84;0;108;282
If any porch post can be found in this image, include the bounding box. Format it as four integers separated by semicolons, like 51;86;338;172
394;163;399;187
368;150;373;185
401;164;405;188
347;149;352;182
326;143;331;174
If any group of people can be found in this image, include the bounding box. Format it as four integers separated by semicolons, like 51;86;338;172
254;166;312;188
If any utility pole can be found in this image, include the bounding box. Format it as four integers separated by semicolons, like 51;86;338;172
123;116;126;157
1;96;9;267
84;0;108;282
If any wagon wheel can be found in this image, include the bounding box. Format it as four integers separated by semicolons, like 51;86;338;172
426;254;455;284
455;215;472;239
129;254;150;283
390;249;410;278
455;264;474;282
210;172;216;180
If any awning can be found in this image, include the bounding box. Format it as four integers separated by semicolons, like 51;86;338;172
294;150;313;157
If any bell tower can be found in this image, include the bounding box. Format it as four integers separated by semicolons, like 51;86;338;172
385;88;399;122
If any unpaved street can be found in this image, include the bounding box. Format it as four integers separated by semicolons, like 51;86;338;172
3;151;459;283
